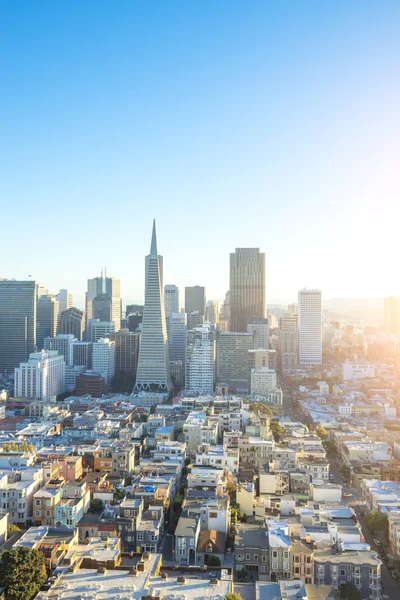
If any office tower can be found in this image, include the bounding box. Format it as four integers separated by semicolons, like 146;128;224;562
65;365;85;392
59;307;84;340
86;269;121;331
185;285;206;316
92;293;112;322
219;291;230;331
134;220;173;392
36;295;59;351
229;247;266;332
288;303;298;317
56;289;73;314
36;283;49;299
185;323;215;393
168;313;187;363
76;371;107;396
170;361;184;389
205;300;219;326
298;288;322;365
0;280;36;372
126;304;143;316
92;338;115;385
72;341;92;370
44;334;77;366
164;285;180;318
279;313;298;371
187;311;204;330
14;350;65;401
268;314;278;329
127;313;143;332
250;368;277;397
87;319;115;343
111;329;140;381
217;331;253;392
384;297;400;334
247;318;269;349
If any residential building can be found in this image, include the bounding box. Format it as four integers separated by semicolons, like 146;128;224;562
92;338;115;385
298;289;322;365
36;295;59;350
14;350;65;401
185;323;215;393
185;285;206;316
279;314;298;370
250;368;277;396
134;221;173;392
342;359;375;380
235;523;269;579
247;318;269;349
56;289;73;314
196;444;239;474
86;269;121;331
230;247;266;332
217;331;253;392
175;509;201;565
58;307;84;340
183;411;219;453
248;349;277;390
0;280;36;372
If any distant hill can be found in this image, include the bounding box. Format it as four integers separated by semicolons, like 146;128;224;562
323;298;383;324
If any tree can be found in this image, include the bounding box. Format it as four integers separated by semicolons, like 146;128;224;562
173;494;184;511
89;498;104;514
231;505;244;525
206;554;221;566
270;421;284;442
0;546;47;600
7;524;20;534
225;594;243;600
315;423;328;440
339;584;362;600
364;511;387;532
251;402;273;419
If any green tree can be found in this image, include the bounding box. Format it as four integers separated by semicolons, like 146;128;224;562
89;498;104;514
251;402;273;418
206;554;221;566
173;494;184;511
364;511;387;532
339;583;362;600
7;524;21;534
225;594;243;600
0;546;47;600
270;421;284;442
315;423;328;440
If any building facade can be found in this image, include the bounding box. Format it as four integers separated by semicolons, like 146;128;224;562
230;248;266;332
14;350;65;401
185;323;215;393
36;295;59;351
185;286;206;316
92;338;115;385
0;280;36;372
58;307;84;340
86;270;121;332
298;289;322;365
217;332;253;392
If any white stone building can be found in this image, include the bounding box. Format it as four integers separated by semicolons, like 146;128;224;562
14;350;65;401
92;338;115;385
298;289;322;365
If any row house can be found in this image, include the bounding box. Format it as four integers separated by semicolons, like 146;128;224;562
195;444;240;474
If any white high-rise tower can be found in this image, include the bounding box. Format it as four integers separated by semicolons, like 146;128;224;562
134;221;173;392
298;288;322;365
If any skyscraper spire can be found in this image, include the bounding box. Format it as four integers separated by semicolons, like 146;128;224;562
150;219;158;256
134;221;172;393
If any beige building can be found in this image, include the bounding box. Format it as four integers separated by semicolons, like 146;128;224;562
230;248;266;332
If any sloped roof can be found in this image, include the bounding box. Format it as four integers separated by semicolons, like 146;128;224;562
197;529;225;554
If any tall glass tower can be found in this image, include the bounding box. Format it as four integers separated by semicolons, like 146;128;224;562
134;221;173;392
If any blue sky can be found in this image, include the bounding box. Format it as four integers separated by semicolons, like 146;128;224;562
1;1;399;309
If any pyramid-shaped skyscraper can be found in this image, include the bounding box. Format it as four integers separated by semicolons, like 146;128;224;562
134;220;173;392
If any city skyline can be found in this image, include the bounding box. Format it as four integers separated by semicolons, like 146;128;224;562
1;2;399;305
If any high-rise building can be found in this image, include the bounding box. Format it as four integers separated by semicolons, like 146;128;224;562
92;294;113;322
298;288;322;365
384;297;400;334
250;368;277;397
229;248;266;332
71;341;92;370
164;285;180;318
0;280;36;372
247;348;277;390
185;323;215;393
59;307;84;340
205;300;219;326
87;319;115;343
76;371;107;396
185;286;206;316
134;221;173;392
247;318;269;349
127;313;143;332
219;291;230;331
279;313;298;371
36;283;49;299
86;269;121;331
56;289;73;314
187;311;204;330
92;337;115;385
36;295;59;351
217;331;253;392
110;329;140;378
168;313;187;363
14;350;65;401
44;334;77;366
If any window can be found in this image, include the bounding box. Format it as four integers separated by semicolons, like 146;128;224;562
254;554;258;561
137;534;144;541
340;569;346;576
209;512;218;518
306;556;311;563
273;551;278;558
245;554;250;560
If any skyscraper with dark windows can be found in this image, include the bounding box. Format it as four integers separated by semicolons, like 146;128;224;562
185;285;206;316
86;269;121;332
229;248;266;332
0;279;36;372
